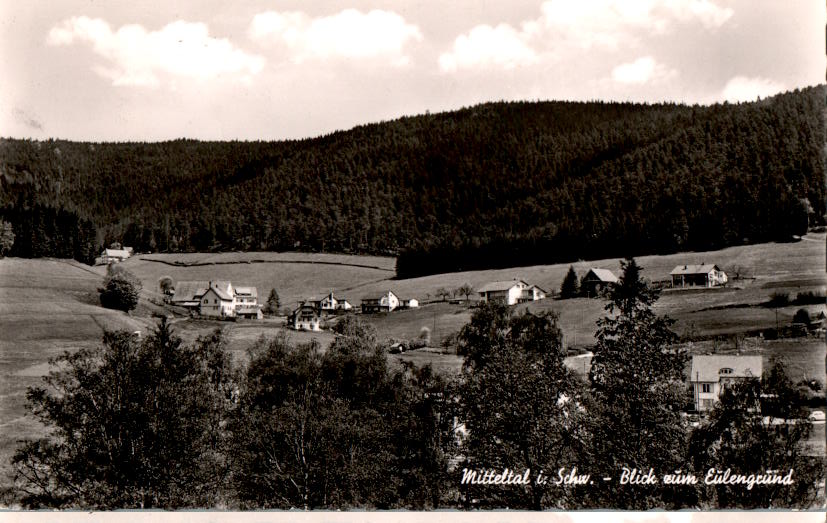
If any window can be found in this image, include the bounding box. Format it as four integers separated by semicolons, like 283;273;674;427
719;368;733;375
701;384;711;393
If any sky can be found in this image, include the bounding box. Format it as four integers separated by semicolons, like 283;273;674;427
0;0;823;142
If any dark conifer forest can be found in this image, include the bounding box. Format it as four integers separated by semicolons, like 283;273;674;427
0;86;823;275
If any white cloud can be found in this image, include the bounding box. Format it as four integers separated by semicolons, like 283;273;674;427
47;16;265;88
611;56;677;84
439;0;733;73
537;0;733;49
249;9;422;65
438;24;538;72
721;76;786;102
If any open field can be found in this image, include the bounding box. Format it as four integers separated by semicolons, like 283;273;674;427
0;258;156;482
0;233;824;484
121;252;395;309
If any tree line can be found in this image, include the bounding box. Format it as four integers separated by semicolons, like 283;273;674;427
10;260;822;509
1;87;823;274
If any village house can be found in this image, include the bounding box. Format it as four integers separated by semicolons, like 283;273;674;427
690;354;763;412
521;285;547;302
361;291;400;313
477;280;529;305
400;298;419;309
580;268;618;297
306;291;353;313
170;280;261;319
234;286;263;319
477;279;546;305
670;263;728;288
98;248;133;265
199;281;237;317
288;302;322;331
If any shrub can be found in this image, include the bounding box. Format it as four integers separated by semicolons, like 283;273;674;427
99;267;141;312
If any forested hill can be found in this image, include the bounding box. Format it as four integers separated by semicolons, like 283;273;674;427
1;86;824;276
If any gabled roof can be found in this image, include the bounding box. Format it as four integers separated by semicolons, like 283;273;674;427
172;281;209;303
671;263;721;275
235;286;257;299
203;281;234;301
172;280;233;302
690;355;763;382
362;290;399;301
585;268;618;283
478;280;528;293
103;248;131;258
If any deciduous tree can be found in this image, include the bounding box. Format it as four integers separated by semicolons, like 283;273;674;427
99;266;141;312
688;362;822;508
12;319;236;508
586;258;690;509
231;319;450;509
457;306;592;509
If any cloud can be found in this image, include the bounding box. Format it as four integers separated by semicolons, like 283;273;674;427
721;76;786;102
538;0;734;48
47;16;265;87
249;9;422;65
438;24;538;72
611;56;677;84
439;0;733;72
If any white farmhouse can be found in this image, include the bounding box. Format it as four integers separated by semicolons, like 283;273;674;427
690;355;762;412
671;263;728;288
477;280;530;305
171;280;261;319
361;291;400;313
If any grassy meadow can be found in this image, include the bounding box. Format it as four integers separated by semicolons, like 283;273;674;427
0;232;824;484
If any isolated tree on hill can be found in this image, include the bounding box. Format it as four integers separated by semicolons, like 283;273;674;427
586;258;690;509
263;288;280;315
458;306;592;509
688;362;821;508
560;265;579;298
0;220;14;257
12;319;236;508
435;287;452;302
792;308;810;325
455;283;475;301
99;266;141;313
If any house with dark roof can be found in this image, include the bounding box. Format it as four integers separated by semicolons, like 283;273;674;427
581;268;618;297
670;263;728;288
288;302;322;331
299;292;353;316
171;280;260;318
690;355;762;412
361;291;400;313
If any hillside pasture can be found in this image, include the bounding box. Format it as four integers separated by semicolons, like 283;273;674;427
0;233;824;486
122;252;396;310
0;258;155;482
